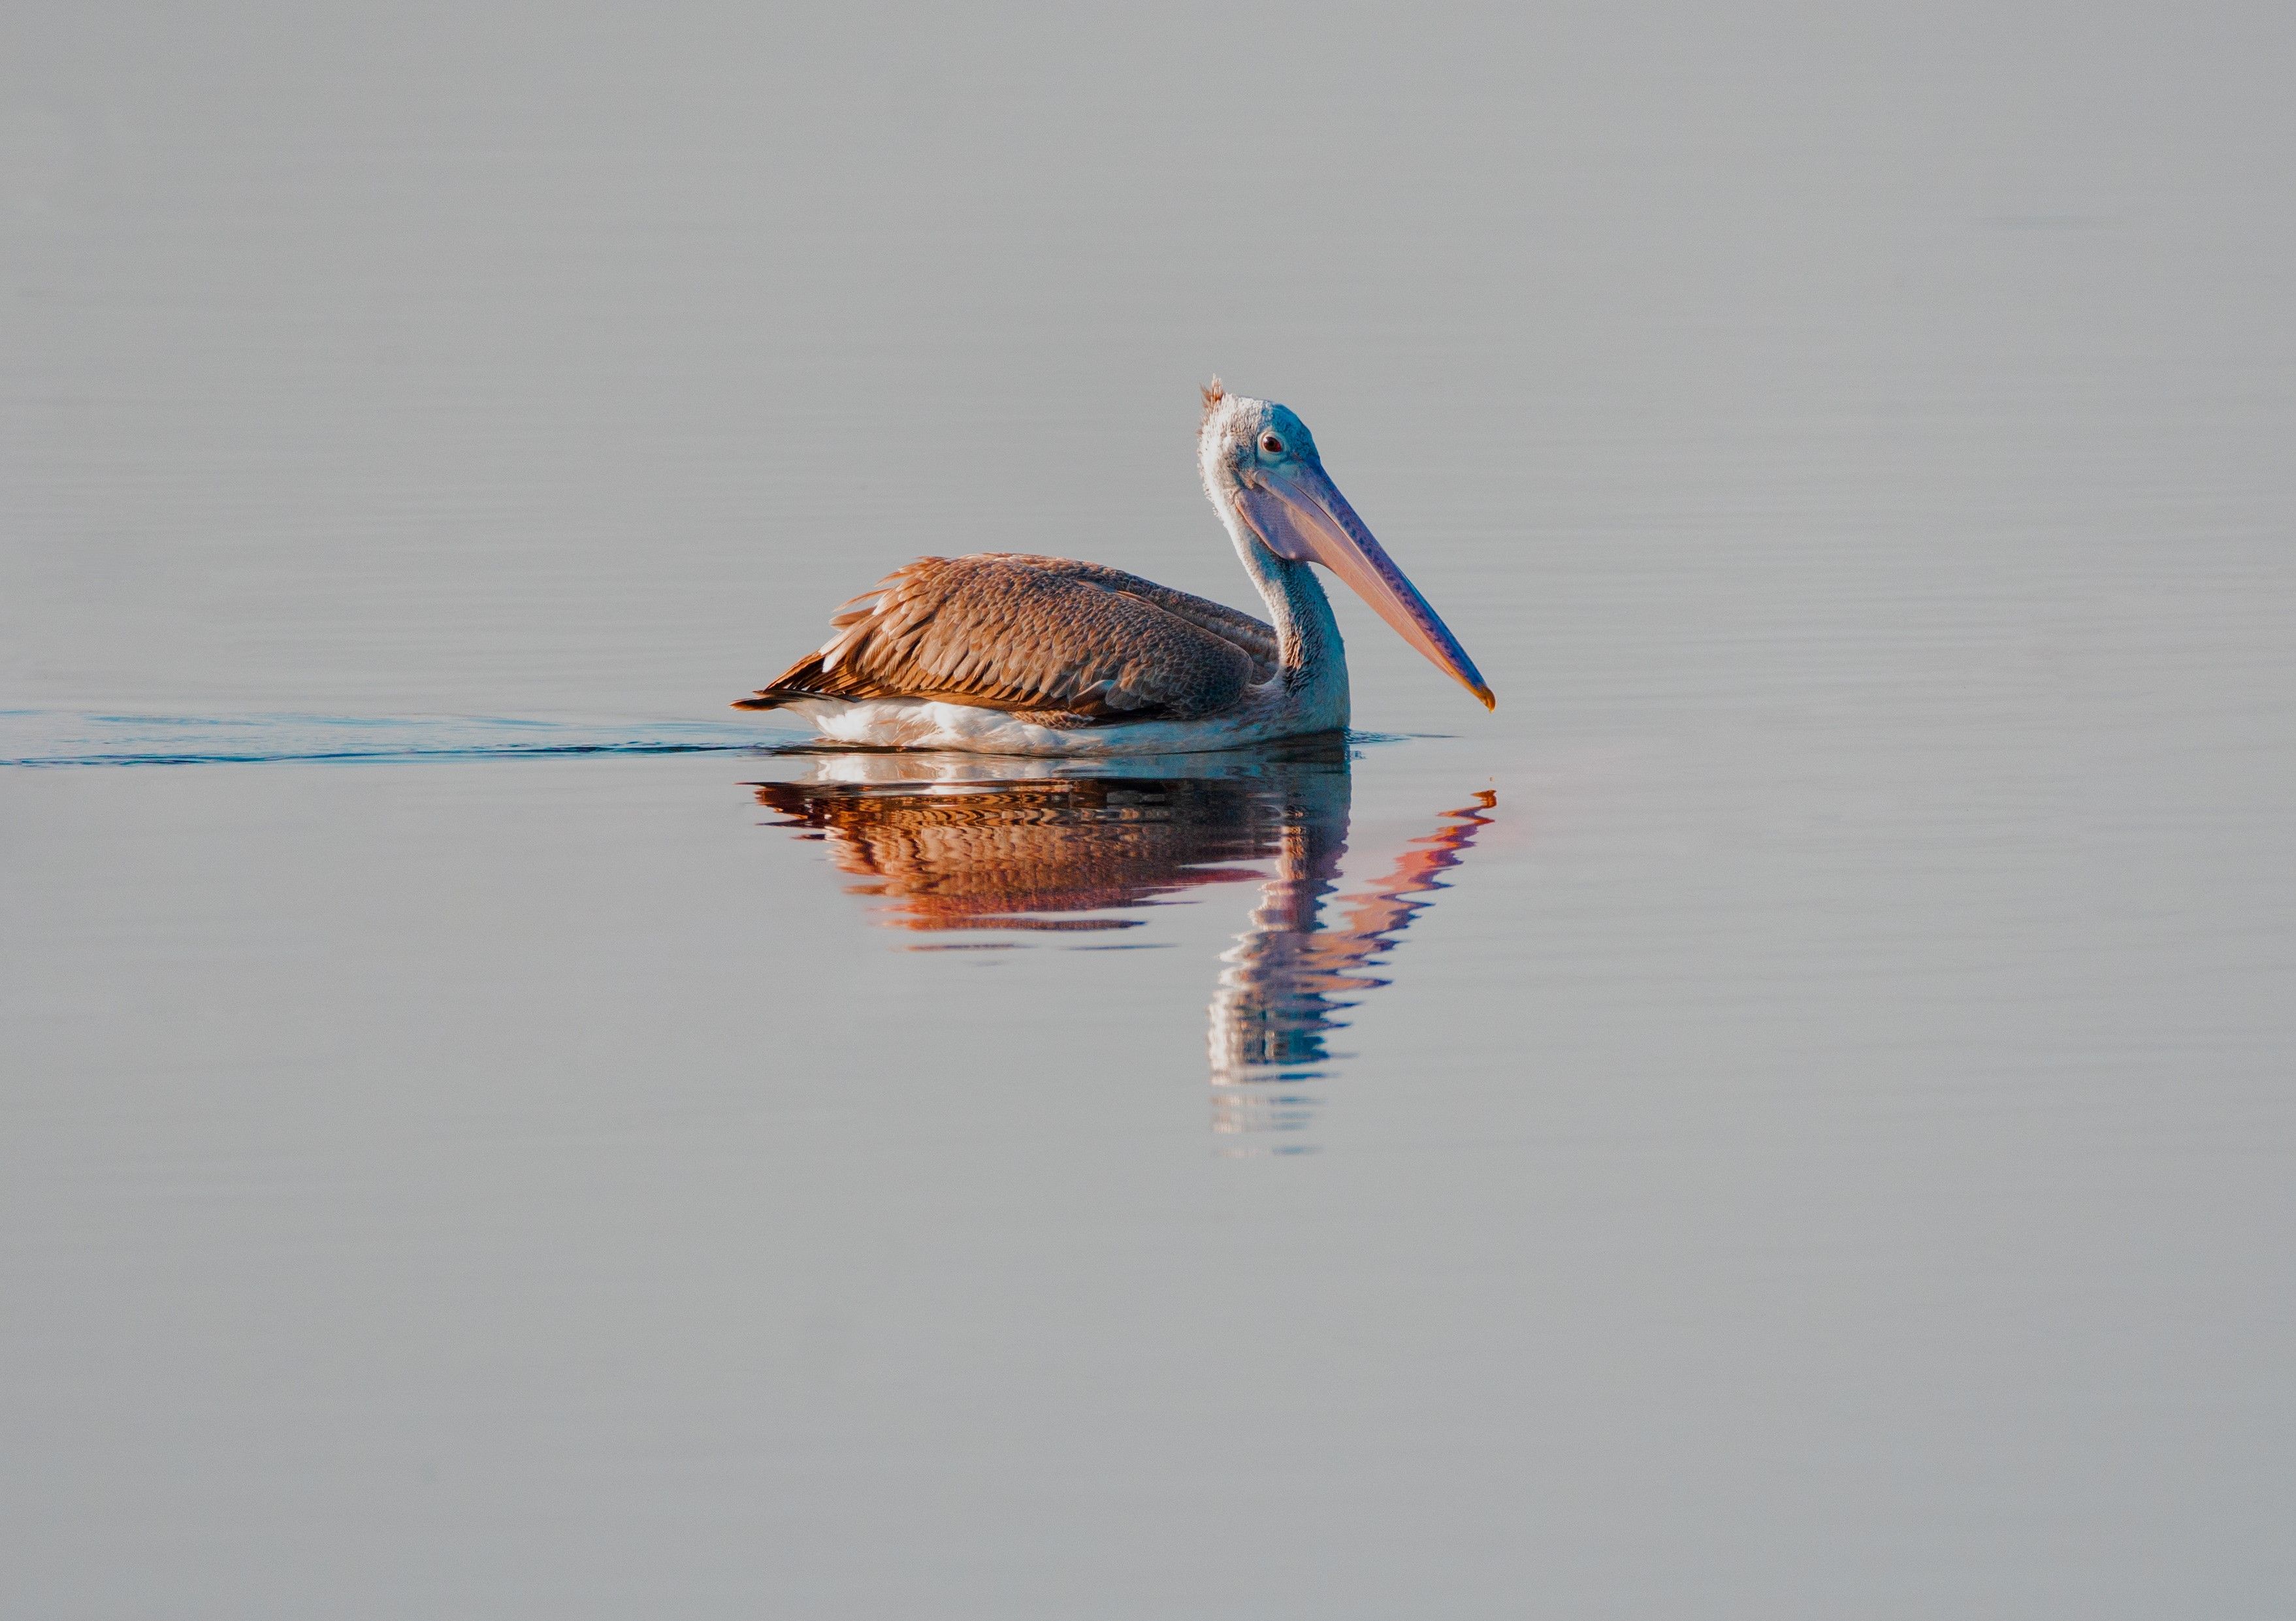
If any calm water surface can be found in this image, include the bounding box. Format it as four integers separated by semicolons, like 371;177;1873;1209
5;3;2294;1616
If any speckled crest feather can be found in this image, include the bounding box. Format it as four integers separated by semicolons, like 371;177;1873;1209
736;554;1278;724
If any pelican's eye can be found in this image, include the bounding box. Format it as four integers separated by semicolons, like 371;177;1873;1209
1259;432;1285;456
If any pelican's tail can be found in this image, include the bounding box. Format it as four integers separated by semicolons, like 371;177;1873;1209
733;650;839;710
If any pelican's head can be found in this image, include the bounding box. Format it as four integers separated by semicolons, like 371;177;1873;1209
1198;379;1494;710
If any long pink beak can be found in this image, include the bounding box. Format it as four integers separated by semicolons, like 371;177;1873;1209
1240;460;1495;709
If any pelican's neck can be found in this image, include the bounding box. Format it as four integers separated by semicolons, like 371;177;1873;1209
1221;502;1350;721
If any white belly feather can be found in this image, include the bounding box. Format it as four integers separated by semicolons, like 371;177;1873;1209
781;686;1340;757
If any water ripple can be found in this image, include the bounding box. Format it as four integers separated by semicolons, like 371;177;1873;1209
0;711;786;767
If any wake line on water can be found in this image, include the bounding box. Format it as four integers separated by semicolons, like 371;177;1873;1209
0;711;796;768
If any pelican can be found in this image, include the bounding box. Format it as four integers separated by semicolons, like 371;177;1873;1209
734;381;1493;754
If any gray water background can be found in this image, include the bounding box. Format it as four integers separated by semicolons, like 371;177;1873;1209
5;3;2293;1614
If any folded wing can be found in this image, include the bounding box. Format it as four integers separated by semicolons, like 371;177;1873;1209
737;554;1278;723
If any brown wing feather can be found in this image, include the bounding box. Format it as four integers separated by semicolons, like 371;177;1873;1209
999;556;1280;681
736;554;1274;722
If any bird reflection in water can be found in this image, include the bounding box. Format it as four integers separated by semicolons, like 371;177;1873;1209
749;739;1493;1149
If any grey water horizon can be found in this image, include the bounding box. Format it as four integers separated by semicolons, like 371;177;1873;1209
5;1;2293;1616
